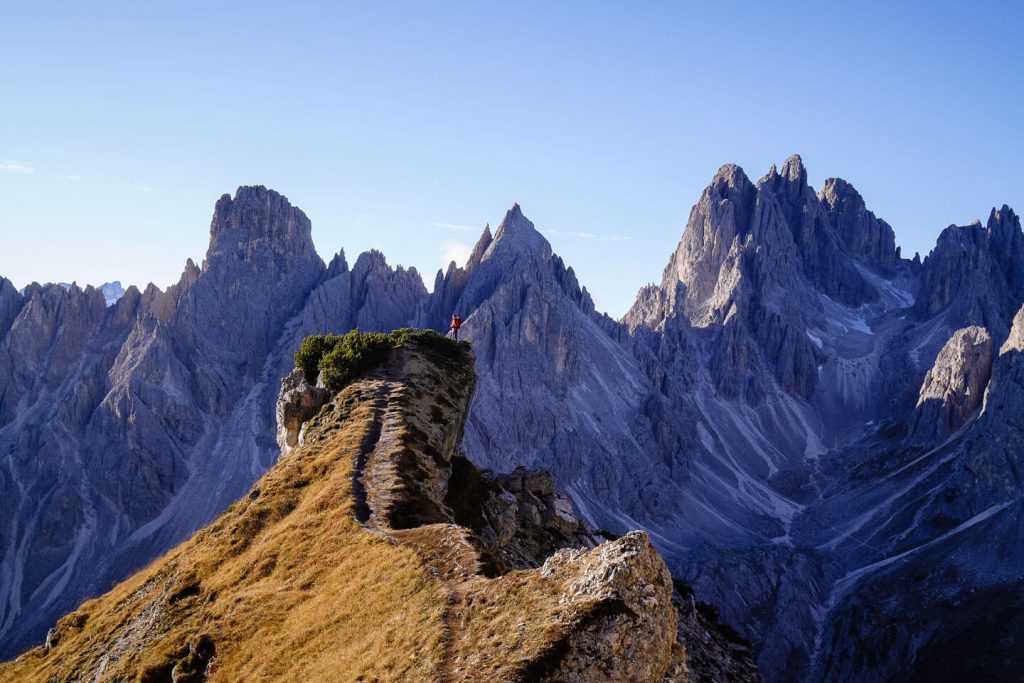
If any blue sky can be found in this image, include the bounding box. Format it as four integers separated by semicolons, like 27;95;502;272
1;1;1021;316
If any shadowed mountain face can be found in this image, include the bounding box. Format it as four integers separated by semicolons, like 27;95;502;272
1;161;1022;682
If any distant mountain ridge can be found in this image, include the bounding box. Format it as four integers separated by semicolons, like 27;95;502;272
1;162;1022;681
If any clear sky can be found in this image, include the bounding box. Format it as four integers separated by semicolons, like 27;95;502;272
1;1;1021;317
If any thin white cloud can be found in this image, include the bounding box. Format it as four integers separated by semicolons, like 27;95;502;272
441;241;473;268
433;222;480;232
53;173;82;182
137;185;154;193
569;231;630;242
0;160;34;174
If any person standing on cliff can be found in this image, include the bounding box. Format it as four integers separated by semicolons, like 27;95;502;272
450;313;462;340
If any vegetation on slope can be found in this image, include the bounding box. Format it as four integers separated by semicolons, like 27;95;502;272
294;328;466;390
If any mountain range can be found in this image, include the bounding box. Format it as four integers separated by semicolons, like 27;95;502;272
2;155;1022;681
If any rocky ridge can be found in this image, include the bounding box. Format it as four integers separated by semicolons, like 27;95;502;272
270;334;760;681
0;337;693;682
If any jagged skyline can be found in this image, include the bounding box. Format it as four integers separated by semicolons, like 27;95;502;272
2;3;1022;316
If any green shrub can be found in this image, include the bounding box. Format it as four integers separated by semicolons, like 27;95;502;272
318;330;392;391
295;334;340;383
293;328;467;392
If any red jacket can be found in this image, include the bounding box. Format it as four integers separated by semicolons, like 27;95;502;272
451;315;462;330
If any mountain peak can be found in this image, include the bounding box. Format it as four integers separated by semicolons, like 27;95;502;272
491;203;551;257
204;185;321;276
821;176;857;198
757;154;809;192
780;154;806;183
209;185;310;243
352;248;390;275
501;202;528;228
326;249;349;278
988;204;1020;236
466;223;494;271
710;163;752;191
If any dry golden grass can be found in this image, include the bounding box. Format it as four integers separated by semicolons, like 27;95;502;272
442;563;596;682
0;382;448;683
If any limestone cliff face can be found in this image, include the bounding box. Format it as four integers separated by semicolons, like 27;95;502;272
0;277;23;342
818;177;899;272
274;368;331;456
618;156;1024;682
909;326;994;442
913;205;1024;339
183;185;325;384
0;338;688;682
756;156;878;307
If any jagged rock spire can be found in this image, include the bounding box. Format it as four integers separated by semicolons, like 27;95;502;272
206;186;322;273
914;206;1024;339
819;177;899;270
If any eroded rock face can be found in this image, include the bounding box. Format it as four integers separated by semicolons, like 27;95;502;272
447;462;596;572
756;156;878;307
818;177;899;273
673;590;761;683
909;326;994;442
275;369;331;455
913;206;1024;339
0;277;23;341
535;531;678;683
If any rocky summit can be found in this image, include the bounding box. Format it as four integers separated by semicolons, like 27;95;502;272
1;157;1023;682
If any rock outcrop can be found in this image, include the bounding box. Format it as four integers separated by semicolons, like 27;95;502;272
909;326;994;442
818;177;899;272
673;587;761;683
913;205;1024;339
530;532;679;682
274;368;331;455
